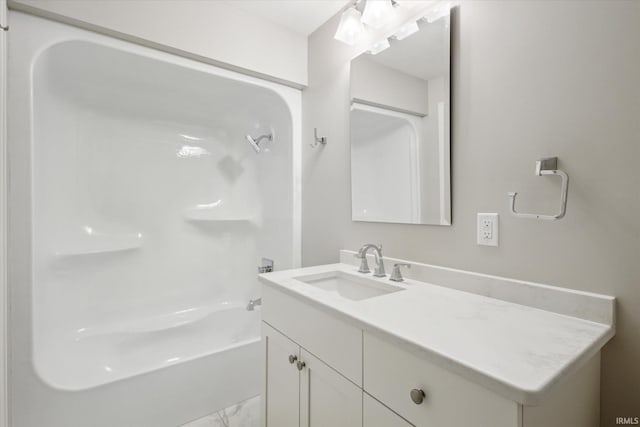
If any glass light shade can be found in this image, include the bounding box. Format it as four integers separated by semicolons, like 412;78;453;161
334;6;365;46
393;20;420;40
361;0;395;29
368;38;390;55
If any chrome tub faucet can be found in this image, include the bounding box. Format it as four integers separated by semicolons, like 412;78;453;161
246;298;262;311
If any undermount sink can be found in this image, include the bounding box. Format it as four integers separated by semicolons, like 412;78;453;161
294;271;404;301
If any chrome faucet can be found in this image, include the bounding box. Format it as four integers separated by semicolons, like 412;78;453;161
246;298;262;311
356;244;386;277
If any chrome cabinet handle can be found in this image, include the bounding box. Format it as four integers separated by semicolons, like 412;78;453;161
288;355;297;364
410;389;426;405
296;361;306;371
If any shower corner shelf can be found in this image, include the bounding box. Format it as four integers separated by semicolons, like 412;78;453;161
54;232;144;257
183;205;259;225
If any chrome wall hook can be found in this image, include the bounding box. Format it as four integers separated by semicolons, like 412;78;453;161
508;157;569;220
311;128;327;148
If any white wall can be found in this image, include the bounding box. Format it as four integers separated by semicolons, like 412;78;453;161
8;0;308;87
302;1;640;425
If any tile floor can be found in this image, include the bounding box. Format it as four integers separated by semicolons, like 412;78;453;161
180;395;261;427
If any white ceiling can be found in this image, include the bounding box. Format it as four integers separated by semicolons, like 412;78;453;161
223;0;352;36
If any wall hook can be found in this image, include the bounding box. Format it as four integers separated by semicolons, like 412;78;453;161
508;157;569;220
311;128;327;148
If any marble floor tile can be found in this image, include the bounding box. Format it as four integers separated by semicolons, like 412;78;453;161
180;395;261;427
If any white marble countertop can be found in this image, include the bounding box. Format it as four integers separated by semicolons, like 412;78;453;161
259;262;615;406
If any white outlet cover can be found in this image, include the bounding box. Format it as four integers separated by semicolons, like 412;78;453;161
477;213;499;247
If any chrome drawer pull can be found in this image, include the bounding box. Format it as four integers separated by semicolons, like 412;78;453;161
288;355;297;364
410;388;426;405
296;361;306;371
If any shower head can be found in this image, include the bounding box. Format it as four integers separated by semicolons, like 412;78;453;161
245;133;272;153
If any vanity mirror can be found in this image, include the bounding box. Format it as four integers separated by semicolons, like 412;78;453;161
350;13;451;225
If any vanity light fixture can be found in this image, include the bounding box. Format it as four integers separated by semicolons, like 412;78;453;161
334;4;365;46
392;0;422;9
368;38;390;55
361;0;396;29
393;20;420;40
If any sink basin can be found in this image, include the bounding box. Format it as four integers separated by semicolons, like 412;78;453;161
294;271;404;301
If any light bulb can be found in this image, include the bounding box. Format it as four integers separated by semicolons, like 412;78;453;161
362;0;395;29
334;6;364;46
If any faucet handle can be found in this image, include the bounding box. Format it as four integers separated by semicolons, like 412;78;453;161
373;255;386;278
390;263;411;282
258;258;274;273
355;252;371;273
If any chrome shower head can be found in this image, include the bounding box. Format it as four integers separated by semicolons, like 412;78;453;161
245;133;272;153
245;135;260;153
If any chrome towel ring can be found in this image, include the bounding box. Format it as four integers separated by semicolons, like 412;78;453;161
508;157;569;221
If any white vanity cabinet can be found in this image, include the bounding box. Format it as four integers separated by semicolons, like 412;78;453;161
260;261;610;427
363;393;413;427
262;323;362;427
262;285;363;427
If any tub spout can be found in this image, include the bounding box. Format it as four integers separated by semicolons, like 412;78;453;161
246;298;262;311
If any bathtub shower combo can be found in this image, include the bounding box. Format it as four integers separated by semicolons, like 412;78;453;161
8;12;300;427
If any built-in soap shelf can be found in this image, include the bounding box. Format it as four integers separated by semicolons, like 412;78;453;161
183;203;259;226
54;226;144;257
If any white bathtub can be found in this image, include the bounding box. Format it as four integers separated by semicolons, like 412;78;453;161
8;11;300;427
38;303;262;391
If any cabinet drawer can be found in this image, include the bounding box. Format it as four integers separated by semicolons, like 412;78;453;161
364;393;414;427
263;285;362;385
364;332;520;427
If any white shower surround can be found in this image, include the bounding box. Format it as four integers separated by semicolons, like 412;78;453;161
8;11;300;427
351;101;422;223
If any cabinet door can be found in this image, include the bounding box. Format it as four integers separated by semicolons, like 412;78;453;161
299;349;362;427
263;323;300;427
364;393;414;427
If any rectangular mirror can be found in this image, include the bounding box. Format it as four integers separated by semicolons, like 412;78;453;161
350;13;451;225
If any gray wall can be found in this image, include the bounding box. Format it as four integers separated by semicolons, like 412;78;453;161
302;1;640;425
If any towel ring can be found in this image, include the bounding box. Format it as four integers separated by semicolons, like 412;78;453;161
508;157;569;220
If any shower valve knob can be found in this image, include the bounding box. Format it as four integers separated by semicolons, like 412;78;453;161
296;361;306;371
288;355;297;364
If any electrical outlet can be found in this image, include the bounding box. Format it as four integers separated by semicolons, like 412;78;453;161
477;213;499;246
